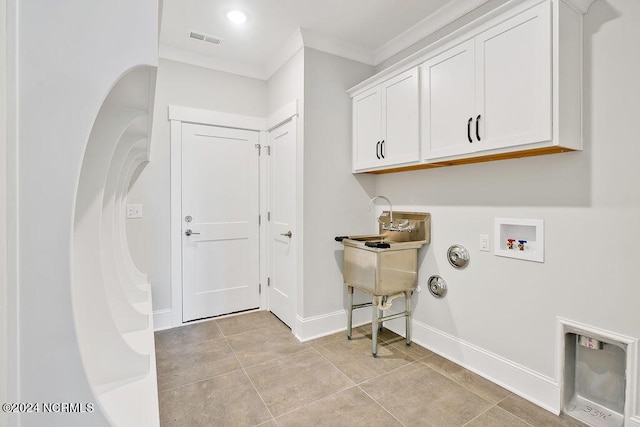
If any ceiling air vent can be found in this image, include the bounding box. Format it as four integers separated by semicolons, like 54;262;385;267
189;30;223;45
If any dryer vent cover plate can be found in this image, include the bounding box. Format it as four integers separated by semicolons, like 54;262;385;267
447;244;469;268
428;275;447;298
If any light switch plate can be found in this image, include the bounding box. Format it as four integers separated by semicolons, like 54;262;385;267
126;204;143;219
479;234;489;252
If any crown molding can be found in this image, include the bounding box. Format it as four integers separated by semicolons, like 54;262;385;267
374;0;492;64
562;0;597;14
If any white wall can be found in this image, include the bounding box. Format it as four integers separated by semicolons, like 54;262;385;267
127;59;267;313
15;0;157;425
0;0;8;422
301;48;376;319
267;49;304;115
374;0;640;414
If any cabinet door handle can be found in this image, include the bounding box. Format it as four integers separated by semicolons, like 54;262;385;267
376;141;381;159
467;117;473;143
380;140;385;159
476;115;481;141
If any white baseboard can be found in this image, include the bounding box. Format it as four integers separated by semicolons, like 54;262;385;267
383;316;561;414
153;309;172;331
294;308;371;342
629;416;640;427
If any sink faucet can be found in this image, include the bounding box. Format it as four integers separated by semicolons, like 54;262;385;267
368;195;393;228
368;196;412;232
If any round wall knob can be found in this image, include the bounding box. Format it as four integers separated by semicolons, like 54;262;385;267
428;275;447;298
447;244;469;268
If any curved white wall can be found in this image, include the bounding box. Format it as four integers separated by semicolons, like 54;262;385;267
14;1;159;425
72;67;159;426
0;1;8;425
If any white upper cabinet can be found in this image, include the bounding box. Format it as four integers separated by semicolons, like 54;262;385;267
352;67;419;172
422;1;552;160
353;86;383;170
475;1;552;151
382;69;420;166
349;0;584;173
421;39;476;159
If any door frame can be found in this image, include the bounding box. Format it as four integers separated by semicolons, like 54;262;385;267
168;101;299;329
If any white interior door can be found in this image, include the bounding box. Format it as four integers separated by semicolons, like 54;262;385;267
268;118;296;328
182;123;260;322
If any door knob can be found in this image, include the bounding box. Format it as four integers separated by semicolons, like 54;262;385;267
280;231;292;238
185;229;200;236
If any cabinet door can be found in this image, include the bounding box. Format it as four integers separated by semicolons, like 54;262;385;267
421;39;477;160
475;1;551;151
381;67;419;166
352;86;383;171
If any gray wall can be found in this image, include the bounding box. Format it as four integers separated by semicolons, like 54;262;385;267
301;48;376;318
127;58;268;311
374;0;640;395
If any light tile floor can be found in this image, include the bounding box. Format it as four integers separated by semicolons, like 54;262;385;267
155;311;585;427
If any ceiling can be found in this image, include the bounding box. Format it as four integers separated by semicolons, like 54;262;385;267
159;0;490;80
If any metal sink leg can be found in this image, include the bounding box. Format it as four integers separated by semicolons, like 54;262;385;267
372;296;379;357
344;286;413;357
347;286;354;340
405;290;412;346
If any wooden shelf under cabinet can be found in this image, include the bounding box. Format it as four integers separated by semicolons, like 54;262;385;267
365;146;577;174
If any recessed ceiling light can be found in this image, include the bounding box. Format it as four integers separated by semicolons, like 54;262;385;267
227;10;247;24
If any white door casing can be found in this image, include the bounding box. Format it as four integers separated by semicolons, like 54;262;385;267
181;123;260;322
169;104;299;329
267;118;296;328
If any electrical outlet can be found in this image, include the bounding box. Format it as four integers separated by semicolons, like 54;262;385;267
479;234;489;252
126;204;143;219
